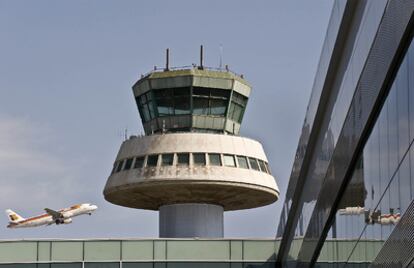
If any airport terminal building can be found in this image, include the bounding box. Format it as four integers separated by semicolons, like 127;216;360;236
2;1;414;267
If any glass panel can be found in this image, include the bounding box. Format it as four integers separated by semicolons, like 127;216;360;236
211;88;230;98
223;154;236;167
116;160;124;172
124;158;133;170
258;160;267;173
174;87;190;96
156;98;174;116
193;153;206;165
161;154;174;166
193;98;209;115
111;162;117;174
209;153;221;166
177;153;190;165
122;263;153;268
237;156;249;169
146;155;158;167
193;87;210;96
265;162;272;174
84;263;119;268
174;96;190;115
249;158;260;171
134;157;145;169
210;99;227;115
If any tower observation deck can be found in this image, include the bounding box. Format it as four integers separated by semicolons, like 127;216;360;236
104;48;279;238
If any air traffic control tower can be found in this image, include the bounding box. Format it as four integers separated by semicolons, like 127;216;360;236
104;48;279;238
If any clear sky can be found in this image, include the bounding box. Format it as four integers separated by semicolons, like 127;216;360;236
0;1;333;238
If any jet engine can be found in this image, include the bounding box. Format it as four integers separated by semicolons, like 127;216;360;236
55;218;72;225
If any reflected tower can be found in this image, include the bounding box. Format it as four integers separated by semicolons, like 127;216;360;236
103;47;279;238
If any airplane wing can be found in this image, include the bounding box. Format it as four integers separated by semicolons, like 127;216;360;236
44;208;63;220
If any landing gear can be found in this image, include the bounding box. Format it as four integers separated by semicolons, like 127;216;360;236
88;213;92;216
55;219;64;225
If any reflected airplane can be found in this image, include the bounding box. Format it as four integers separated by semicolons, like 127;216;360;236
5;203;97;228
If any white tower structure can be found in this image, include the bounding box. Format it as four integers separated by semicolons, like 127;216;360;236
104;48;279;238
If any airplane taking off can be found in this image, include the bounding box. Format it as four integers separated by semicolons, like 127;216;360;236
5;203;97;228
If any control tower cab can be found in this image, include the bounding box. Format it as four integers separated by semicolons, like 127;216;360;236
104;48;279;238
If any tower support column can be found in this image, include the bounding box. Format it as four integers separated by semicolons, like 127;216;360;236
159;203;224;238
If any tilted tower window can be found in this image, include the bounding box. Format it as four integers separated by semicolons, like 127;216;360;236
154;87;191;117
136;92;155;122
228;91;248;123
192;87;230;116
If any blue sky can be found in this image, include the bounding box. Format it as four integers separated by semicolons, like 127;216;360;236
0;1;333;238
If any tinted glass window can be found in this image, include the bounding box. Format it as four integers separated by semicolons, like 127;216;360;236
223;154;236;167
162;154;174;166
209;153;221;166
146;155;159;167
258;160;267;172
111;162;117;174
124;158;133;170
237;156;249;169
193;153;206;165
116;160;124;172
193;98;209;115
249;158;260;171
265;162;271;174
134;157;145;168
177;153;189;165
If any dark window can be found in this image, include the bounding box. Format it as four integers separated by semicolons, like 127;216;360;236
237;156;249;169
154;88;191;116
177;153;190;165
228;91;248;123
116;160;124;172
193;97;209;115
258;160;267;173
210;99;227;115
265;162;271;174
192;87;230;116
124;158;133;170
136;92;155;122
134;157;145;169
249;158;260;171
162;154;174;166
209;153;221;166
111;162;117;174
193;153;206;165
223;154;236;167
146;155;159;167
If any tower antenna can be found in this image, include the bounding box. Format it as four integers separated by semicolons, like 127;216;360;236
219;44;223;69
199;45;204;70
165;48;170;71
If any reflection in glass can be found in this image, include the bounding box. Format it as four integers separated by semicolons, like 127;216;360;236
134;157;145;169
177;153;190;165
193;153;206;165
209;153;221;166
237;156;249;169
146;155;158;167
249;158;260;171
223;155;236;167
161;154;174;166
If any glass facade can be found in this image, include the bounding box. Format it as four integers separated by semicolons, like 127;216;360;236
276;0;414;266
317;37;414;265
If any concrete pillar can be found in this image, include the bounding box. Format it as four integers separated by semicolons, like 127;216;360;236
159;203;224;238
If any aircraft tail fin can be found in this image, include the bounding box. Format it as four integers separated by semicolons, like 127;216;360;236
5;209;25;223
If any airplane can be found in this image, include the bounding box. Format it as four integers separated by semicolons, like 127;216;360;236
5;203;98;228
